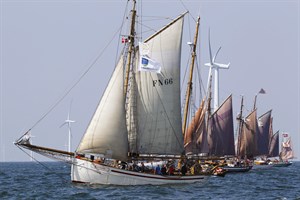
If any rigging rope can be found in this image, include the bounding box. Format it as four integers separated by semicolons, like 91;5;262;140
114;0;129;68
24;17;126;136
179;0;196;22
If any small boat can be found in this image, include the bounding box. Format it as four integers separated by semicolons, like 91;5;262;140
269;133;293;167
211;166;227;177
269;161;292;167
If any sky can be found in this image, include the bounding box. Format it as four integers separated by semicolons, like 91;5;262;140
1;0;299;162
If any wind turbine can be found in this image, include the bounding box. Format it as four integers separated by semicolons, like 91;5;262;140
205;29;230;112
60;102;75;152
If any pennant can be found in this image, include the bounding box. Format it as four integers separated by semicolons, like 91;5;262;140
122;37;128;43
258;88;266;94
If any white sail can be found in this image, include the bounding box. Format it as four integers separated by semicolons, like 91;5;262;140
76;56;128;161
131;16;184;155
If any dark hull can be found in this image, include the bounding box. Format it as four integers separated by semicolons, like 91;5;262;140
221;165;252;173
271;162;292;167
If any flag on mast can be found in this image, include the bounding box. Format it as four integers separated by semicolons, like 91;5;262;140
138;42;161;73
258;88;266;94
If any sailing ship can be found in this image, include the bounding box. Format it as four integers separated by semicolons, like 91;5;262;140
251;109;293;168
15;1;209;185
183;28;234;157
222;96;255;172
269;133;293;167
184;95;235;157
253;110;273;167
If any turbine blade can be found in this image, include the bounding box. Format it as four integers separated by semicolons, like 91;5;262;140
214;62;230;69
213;46;222;63
204;63;212;67
59;122;68;128
208;28;213;64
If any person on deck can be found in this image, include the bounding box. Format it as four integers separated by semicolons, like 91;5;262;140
181;164;187;176
155;165;162;175
167;165;175;175
161;165;167;175
140;162;145;172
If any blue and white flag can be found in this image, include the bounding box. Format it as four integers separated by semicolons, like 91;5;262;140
138;42;161;73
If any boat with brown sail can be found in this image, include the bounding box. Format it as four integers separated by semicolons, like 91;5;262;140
253;110;273;168
269;133;293;167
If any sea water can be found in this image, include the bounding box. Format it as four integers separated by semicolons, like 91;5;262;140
0;161;299;199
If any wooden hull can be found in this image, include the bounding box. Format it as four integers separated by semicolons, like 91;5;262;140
71;158;208;185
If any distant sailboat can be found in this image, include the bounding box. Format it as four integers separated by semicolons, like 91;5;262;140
184;31;233;158
253;110;272;166
270;133;293;167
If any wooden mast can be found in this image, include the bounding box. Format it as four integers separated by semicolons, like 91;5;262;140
124;0;137;97
236;96;244;157
182;16;200;136
205;73;213;155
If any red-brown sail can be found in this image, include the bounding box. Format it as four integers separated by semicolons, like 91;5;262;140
184;99;208;154
268;130;279;157
238;109;258;158
207;95;235;156
257;110;272;156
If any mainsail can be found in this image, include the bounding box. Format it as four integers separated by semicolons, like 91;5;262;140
76;56;129;161
132;16;185;155
268;130;279;157
207;95;235;156
256;110;272;156
238;109;258;158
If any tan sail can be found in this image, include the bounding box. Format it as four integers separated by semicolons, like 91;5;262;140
76;56;129;161
207;95;235;156
132;15;185;155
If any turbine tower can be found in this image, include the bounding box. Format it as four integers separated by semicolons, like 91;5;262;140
205;29;230;111
60;102;75;152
